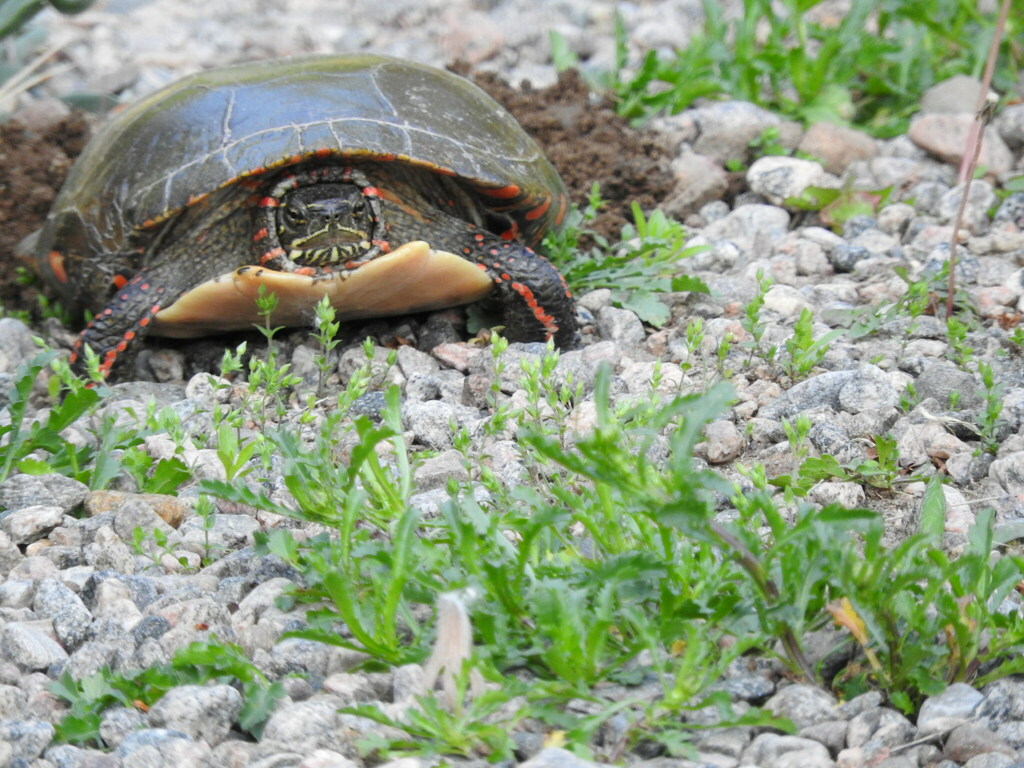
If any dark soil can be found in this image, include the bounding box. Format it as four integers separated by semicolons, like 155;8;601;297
0;113;91;320
0;69;675;371
467;67;675;241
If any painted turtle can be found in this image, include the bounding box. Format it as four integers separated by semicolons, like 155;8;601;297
33;53;577;377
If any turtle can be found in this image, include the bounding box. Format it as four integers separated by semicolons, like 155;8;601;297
31;53;578;378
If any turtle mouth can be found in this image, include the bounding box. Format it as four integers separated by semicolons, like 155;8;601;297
287;225;373;266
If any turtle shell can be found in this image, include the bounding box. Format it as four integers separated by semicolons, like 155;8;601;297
35;53;567;307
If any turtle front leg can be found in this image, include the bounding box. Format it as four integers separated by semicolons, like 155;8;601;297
463;234;579;349
70;272;180;378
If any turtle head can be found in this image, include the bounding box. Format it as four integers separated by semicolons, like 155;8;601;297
277;183;376;265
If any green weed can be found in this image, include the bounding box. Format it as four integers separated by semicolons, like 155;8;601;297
546;189;708;327
51;639;284;747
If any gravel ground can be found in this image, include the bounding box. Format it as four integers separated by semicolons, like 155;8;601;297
3;2;1024;767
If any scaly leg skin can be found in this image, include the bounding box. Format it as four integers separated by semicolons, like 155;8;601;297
455;231;579;349
71;203;252;379
71;263;197;378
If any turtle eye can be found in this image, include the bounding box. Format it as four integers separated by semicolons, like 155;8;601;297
283;204;306;226
352;200;366;216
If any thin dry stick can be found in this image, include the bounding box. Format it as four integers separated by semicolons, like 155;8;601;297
945;0;1012;319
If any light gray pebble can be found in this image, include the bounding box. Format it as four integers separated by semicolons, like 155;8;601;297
33;578;93;652
0;474;88;515
260;696;346;749
114;727;212;766
690;101;784;165
846;707;916;748
99;705;148;749
944;722;1017;762
746;156;836;206
700;420;743;464
0;318;38;374
596;305;647;347
702;204;791;248
0;718;55;763
977;677;1024;725
0;579;33;608
0;622;68;671
937;181;998;235
917;682;984;735
0;685;27;719
147;684;242;745
810;481;865;508
519;747;613;768
741;733;835;768
412;449;469;491
989;452;1024;497
45;743;121;768
403;399;459;450
179;513;259;553
962;753;1019;768
764;684;839;729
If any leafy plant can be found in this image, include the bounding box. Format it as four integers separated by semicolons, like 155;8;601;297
546;189;708;326
781;308;844;380
588;0;1019;137
51;639;284;746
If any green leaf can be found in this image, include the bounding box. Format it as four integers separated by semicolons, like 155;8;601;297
620;291;670;327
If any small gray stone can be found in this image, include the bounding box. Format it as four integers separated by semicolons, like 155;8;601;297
764;684;838;729
260;696;345;749
746;156;836;206
179;513;259;553
596;306;646;347
0;622;68;671
918;682;984;735
0;474;88;514
961;753;1018;768
977;677;1024;724
937;181;998;235
690;101;783;164
0;504;65;545
702;204;791;247
0;318;38;374
944;722;1016;762
700;420;743;465
915;362;982;410
403;399;457;450
412;449;469;491
798;720;848;753
829;244;873;272
0;685;27;719
98;705;148;749
662;151;729;218
114;727;206;762
396;344;440;377
519;747;613;768
838;365;898;414
846;707;916;748
809;481;865;509
147;684;242;745
987;452;1024;497
33;579;93;652
995;103;1024;149
741;733;834;768
0;718;55;762
921;75;985;114
908;114;1013;177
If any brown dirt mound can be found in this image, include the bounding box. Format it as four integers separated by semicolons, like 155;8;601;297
0;113;91;319
469;67;675;241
